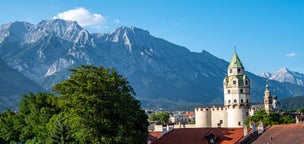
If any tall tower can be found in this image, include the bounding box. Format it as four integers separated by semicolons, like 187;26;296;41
264;80;273;114
223;50;250;127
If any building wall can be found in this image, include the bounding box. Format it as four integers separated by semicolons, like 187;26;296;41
227;106;249;127
195;107;211;127
210;107;227;127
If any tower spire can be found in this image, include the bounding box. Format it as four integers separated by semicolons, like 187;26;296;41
265;80;270;92
228;47;244;69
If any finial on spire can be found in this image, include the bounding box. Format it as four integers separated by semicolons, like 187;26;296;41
234;46;237;53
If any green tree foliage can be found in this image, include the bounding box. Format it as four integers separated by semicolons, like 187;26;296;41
0;110;21;143
52;65;148;144
48;112;73;144
0;65;148;144
149;112;170;123
245;110;295;127
18;92;59;143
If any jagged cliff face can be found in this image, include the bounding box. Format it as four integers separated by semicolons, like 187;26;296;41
0;19;304;109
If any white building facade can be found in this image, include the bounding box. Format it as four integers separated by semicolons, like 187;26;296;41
195;50;251;128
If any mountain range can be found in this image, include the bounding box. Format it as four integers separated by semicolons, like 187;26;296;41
260;68;304;86
0;19;304;110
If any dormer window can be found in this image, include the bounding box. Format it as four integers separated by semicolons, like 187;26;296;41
237;68;241;73
205;131;216;144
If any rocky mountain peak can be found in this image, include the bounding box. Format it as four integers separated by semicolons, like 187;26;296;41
0;21;32;43
260;68;304;86
278;67;290;73
26;19;90;44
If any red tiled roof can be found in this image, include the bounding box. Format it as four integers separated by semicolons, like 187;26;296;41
148;131;163;143
183;112;195;117
152;128;244;144
252;124;304;144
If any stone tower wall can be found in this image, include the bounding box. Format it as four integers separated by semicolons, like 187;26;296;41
195;107;211;127
226;105;249;127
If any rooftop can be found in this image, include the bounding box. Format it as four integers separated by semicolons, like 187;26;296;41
252;124;304;144
228;50;244;69
152;128;244;144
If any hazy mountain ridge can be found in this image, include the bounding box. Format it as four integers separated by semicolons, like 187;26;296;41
0;19;304;110
0;59;44;111
260;68;304;86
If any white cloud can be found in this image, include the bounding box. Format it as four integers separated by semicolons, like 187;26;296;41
53;7;106;27
286;53;296;57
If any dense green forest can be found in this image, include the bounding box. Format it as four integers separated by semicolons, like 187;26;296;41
278;96;304;111
0;65;148;144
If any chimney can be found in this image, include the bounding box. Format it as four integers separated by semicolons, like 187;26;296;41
243;126;248;136
258;121;264;135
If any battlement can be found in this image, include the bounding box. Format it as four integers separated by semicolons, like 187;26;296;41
195;106;226;112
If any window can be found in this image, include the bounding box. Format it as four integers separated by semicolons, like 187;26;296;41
234;99;237;103
230;69;232;73
228;90;231;94
246;99;249;103
228;100;231;103
245;80;248;85
241;99;243;103
233;80;236;85
237;68;240;73
238;122;241;126
220;120;223;124
246;112;249;116
240;89;243;93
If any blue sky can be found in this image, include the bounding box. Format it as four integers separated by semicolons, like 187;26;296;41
1;0;303;74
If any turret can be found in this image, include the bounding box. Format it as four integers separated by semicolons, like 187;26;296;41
224;49;250;127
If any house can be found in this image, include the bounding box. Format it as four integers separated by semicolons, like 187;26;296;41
251;124;304;144
152;128;246;144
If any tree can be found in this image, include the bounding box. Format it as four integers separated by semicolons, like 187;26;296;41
149;112;170;123
52;65;148;144
245;110;295;127
0;110;21;143
48;112;73;144
18;92;59;143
